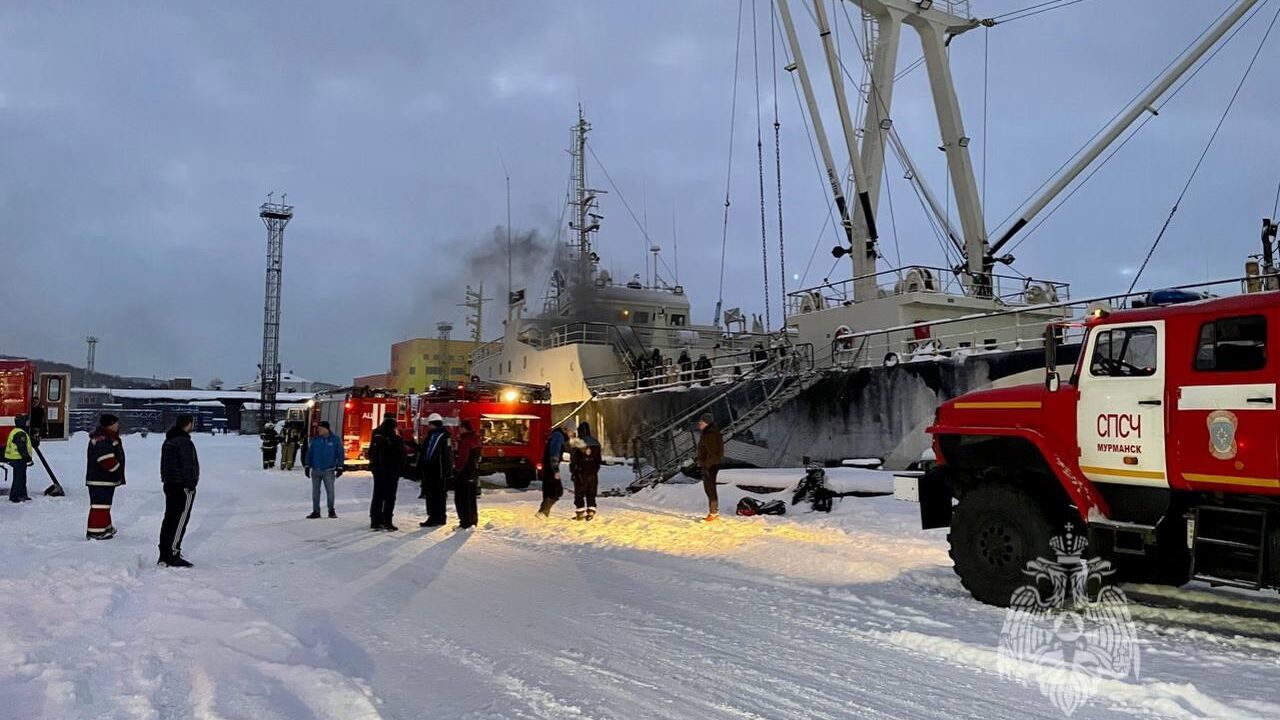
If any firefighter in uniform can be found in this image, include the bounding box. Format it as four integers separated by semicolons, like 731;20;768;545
537;421;570;518
86;413;126;540
417;413;452;527
4;414;34;503
260;423;280;469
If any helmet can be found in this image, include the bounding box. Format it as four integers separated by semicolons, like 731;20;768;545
426;412;444;424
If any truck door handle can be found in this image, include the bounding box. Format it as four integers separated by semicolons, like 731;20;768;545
1138;400;1162;406
1247;396;1274;404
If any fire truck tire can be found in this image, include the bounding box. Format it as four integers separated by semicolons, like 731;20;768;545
948;483;1057;608
505;468;535;489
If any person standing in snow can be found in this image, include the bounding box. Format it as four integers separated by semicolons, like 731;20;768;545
367;417;405;531
280;422;300;471
417;413;452;527
569;421;602;521
695;413;724;521
4;414;34;503
85;413;126;540
678;349;693;386
260;423;280;469
452;419;481;529
537;421;571;518
158;414;199;568
304;421;343;519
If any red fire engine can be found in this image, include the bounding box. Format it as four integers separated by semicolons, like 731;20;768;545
0;360;70;444
308;387;400;469
412;380;551;489
912;290;1280;605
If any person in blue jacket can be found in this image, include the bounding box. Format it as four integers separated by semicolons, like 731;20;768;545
537;421;571;518
304;421;343;519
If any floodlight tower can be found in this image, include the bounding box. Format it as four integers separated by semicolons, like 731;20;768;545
258;193;294;425
85;336;99;376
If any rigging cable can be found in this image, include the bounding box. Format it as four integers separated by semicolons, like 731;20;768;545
752;0;772;332
1007;0;1270;253
718;0;747;325
771;0;788;322
771;3;844;289
1273;177;1280;219
991;0;1243;236
1128;1;1280;293
985;0;1092;26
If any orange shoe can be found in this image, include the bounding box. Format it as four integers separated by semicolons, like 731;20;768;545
703;513;719;522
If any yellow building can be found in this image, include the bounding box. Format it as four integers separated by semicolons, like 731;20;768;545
389;338;478;395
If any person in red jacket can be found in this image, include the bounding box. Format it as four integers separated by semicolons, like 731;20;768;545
452;420;480;530
85;414;126;540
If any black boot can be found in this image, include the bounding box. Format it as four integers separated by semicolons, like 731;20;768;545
158;555;193;568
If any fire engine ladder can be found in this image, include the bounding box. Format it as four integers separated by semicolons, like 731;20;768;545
628;344;820;492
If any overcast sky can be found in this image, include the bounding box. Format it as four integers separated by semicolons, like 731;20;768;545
2;1;1277;386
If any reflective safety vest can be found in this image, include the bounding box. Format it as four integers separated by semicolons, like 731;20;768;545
4;428;29;461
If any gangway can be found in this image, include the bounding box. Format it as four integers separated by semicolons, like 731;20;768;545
628;344;820;492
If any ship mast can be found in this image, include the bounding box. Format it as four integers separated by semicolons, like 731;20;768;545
568;106;605;289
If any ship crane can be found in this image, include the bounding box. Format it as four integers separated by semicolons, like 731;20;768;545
779;0;1263;299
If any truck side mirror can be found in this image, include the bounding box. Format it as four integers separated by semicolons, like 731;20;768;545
1043;324;1059;392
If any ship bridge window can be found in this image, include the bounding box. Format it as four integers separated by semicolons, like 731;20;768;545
1089;326;1157;377
1195;315;1266;372
670;314;687;327
634;311;650;325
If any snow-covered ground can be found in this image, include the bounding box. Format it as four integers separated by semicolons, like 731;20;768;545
1;433;1278;719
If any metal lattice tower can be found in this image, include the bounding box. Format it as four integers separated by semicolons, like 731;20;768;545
461;284;490;343
85;336;98;375
436;321;453;343
258;193;294;424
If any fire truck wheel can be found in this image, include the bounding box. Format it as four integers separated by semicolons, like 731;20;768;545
948;483;1056;608
505;468;535;489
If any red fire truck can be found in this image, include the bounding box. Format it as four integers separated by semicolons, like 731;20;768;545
412;380;551;489
308;387;400;469
1;360;70;444
912;290;1280;606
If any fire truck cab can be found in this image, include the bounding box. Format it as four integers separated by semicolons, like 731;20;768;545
1;360;70;445
917;291;1280;605
413;380;551;489
308;387;400;470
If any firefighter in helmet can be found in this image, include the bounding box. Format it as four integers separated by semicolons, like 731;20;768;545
260;422;280;469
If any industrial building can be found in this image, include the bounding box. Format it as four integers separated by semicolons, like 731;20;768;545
356;336;478;395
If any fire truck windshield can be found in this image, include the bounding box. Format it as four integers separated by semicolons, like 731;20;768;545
480;415;534;446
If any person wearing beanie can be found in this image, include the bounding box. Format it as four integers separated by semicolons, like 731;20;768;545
4;414;34;503
366;416;405;531
304;420;343;519
158;414;199;567
568;421;602;521
696;413;724;521
85;413;126;540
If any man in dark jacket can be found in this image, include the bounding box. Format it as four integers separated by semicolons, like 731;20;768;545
569;421;603;521
678;349;693;385
453;420;480;529
417;413;452;527
86;413;126;540
4;414;34;503
260;423;280;469
695;354;713;386
304;421;343;519
696;413;724;521
367;417;405;531
158;415;199;567
537;421;571;518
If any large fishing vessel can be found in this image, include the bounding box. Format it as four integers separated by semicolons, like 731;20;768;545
478;0;1277;481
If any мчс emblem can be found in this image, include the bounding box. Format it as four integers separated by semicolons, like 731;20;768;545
1207;410;1238;460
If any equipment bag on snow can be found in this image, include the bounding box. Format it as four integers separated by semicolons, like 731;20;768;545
736;497;786;516
792;465;835;512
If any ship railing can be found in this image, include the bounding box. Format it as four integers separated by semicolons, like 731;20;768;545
587;343;809;399
824;273;1279;370
785;265;1071;318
